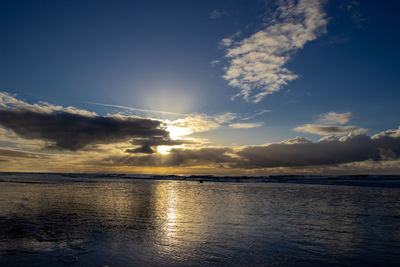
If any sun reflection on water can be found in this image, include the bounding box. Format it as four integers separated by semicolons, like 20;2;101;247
152;181;182;249
166;184;177;238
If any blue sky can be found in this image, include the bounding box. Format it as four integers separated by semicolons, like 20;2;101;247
0;0;400;174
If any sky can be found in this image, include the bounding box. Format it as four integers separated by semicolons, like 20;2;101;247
0;0;400;175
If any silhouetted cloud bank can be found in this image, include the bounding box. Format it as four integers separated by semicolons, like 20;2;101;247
101;128;400;168
0;110;168;150
0;92;168;150
2;92;400;171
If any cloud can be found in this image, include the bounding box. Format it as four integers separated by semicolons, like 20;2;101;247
236;134;371;168
166;111;267;135
132;137;194;147
209;9;227;19
235;129;400;168
229;122;263;129
317;112;352;124
90;100;270;133
220;38;234;47
125;146;155;155
126;137;195;154
295;111;365;135
6;94;400;173
102;147;234;167
0;92;96;116
221;0;327;102
294;124;364;135
167;115;220;139
0;148;49;159
0;92;168;151
372;127;400;139
279;136;312;144
97;126;400;169
214;112;237;124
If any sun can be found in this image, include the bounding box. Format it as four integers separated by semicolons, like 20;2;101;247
158;119;197;154
166;124;192;140
157;145;172;154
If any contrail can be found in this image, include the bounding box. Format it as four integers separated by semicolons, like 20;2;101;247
87;102;186;116
240;109;270;121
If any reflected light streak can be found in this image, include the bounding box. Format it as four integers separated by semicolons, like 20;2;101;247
166;184;177;238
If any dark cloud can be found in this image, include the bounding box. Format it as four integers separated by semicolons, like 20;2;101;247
164;147;233;166
236;132;400;168
98;128;400;169
125;146;155;154
294;124;362;135
103;147;234;167
0;110;168;151
235;134;378;168
126;137;196;154
132;136;194;147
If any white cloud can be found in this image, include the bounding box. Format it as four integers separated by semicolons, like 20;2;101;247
318;135;339;143
0;92;96;116
222;0;327;103
167;115;220;139
280;136;312;144
220;38;234;47
229;122;263;129
317;112;352;125
372;126;400;139
214;112;237;123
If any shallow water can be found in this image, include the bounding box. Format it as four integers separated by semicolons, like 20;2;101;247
1;175;400;266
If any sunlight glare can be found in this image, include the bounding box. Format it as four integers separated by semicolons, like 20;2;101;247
157;145;172;154
167;124;192;140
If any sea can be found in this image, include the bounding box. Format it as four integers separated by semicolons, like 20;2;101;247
1;173;400;266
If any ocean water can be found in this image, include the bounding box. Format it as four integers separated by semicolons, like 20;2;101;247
1;174;400;266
